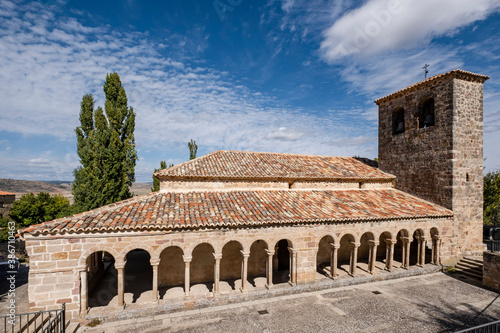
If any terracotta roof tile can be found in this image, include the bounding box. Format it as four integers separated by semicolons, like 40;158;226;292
22;189;452;235
154;150;393;181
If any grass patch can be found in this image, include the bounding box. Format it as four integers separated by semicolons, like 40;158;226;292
87;318;102;327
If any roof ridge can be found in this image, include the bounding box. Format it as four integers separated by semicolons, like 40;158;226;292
375;69;489;104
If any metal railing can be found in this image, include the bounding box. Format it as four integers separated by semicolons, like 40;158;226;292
1;303;65;333
485;241;500;252
455;319;500;333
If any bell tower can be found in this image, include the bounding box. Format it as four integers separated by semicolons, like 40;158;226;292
376;69;489;255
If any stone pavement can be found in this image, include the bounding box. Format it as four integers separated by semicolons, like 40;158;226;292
78;272;500;333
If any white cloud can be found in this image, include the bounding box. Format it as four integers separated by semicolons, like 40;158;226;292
320;0;500;61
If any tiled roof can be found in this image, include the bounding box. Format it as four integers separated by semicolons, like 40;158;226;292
154;150;394;181
375;69;489;104
0;191;15;195
22;188;452;235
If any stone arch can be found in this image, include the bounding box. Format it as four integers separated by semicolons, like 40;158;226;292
358;232;375;266
392;106;405;135
124;248;152;304
394;229;409;265
79;247;120;268
248;239;268;287
410;229;427;266
220;240;244;290
273;239;292;284
316;235;334;278
153;241;186;262
118;244;155;264
158;246;184;299
337;233;355;275
85;250;117;309
191;242;215;288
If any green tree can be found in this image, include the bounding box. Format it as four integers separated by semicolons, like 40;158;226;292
484;170;500;225
9;192;72;227
188;139;198;160
0;216;14;242
72;73;137;212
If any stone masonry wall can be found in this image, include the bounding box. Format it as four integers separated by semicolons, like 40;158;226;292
483;251;500;292
26;217;453;319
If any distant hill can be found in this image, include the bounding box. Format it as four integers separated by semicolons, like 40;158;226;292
0;178;152;202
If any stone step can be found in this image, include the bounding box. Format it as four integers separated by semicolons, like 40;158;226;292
463;256;483;264
456;261;482;272
66;321;80;333
454;267;482;280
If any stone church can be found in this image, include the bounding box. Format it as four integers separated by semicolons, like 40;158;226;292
20;69;488;319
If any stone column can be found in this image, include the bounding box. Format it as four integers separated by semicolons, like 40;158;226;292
183;255;192;298
433;237;441;265
115;262;126;307
430;238;436;265
240;251;250;293
80;270;88;313
151;260;160;302
368;241;379;274
265;250;274;289
289;247;298;285
213;253;222;294
404;238;412;269
349;242;360;276
385;239;396;271
329;243;340;279
418;237;426;267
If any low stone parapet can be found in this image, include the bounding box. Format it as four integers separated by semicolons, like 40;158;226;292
483;251;500;292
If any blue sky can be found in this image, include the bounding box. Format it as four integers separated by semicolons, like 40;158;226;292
0;0;500;182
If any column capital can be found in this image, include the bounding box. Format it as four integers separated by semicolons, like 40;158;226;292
329;243;340;250
241;251;250;258
213;253;222;260
182;255;192;263
150;260;160;266
350;242;361;248
265;249;275;256
288;247;298;254
115;263;126;270
368;240;379;246
386;239;397;245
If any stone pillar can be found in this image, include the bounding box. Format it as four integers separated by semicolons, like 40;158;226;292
183;255;192;298
368;241;379;274
115;262;126;307
434;237;441;265
80;270;88;313
349;242;360;276
404;237;412;269
240;251;250;293
329;243;340;279
418;237;426;267
385;239;396;271
430;238;436;265
289;247;298;285
265;250;274;289
213;253;222;294
151;260;160;302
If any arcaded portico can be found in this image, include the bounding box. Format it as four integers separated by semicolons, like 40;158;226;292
20;69;488;319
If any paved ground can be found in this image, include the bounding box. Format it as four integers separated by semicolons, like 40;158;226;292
0;263;29;316
79;273;500;333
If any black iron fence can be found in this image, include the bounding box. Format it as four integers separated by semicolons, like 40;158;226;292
0;303;65;333
485;240;500;252
455;319;500;332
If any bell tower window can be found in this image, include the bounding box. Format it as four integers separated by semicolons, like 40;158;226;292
392;107;405;135
419;98;435;128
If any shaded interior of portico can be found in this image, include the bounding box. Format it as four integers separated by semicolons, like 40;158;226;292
84;227;441;314
316;228;440;281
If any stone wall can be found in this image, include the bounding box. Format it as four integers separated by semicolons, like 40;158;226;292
0;193;15;218
377;71;488;255
25;217;453;319
483;251;500;292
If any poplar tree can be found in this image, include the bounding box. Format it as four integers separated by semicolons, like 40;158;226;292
72;73;137;212
188;139;198;160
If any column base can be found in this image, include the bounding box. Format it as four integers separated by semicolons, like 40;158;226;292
265;284;273;290
239;287;248;294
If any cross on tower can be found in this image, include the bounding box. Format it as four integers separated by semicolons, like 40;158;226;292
423;64;430;79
